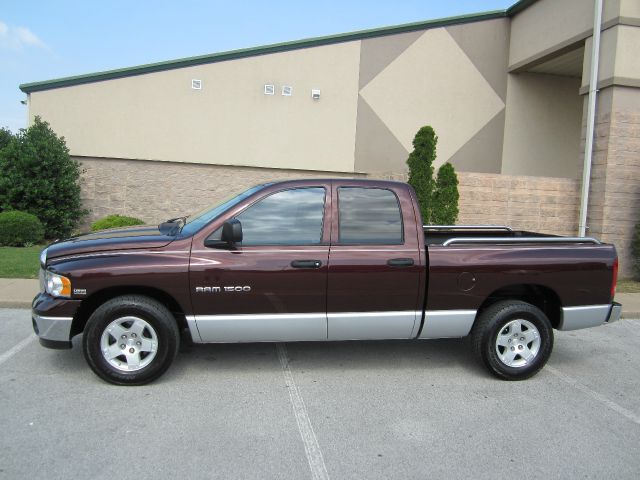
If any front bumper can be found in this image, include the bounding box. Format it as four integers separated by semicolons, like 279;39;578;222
559;302;622;331
32;292;82;349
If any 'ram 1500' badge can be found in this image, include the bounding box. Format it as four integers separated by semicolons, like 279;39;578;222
195;286;251;293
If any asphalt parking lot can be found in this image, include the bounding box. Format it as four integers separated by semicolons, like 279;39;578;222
1;308;639;479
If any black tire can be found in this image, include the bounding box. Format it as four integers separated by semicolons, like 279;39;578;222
83;295;180;386
471;300;553;380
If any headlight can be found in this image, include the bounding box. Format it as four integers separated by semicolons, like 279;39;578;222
45;271;71;298
40;248;47;267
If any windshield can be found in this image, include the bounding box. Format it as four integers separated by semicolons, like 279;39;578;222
180;184;267;236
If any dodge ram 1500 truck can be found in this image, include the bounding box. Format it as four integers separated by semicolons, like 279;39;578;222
33;179;622;385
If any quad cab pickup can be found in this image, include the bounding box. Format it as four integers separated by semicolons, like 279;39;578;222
33;179;622;385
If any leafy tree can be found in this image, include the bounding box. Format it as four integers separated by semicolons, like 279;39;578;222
406;126;437;223
0;128;13;151
432;162;459;225
0;117;86;238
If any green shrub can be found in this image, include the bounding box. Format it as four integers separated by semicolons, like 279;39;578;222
91;215;145;231
431;162;459;225
407;126;437;223
0;117;87;239
632;222;640;280
0;211;45;246
406;125;460;225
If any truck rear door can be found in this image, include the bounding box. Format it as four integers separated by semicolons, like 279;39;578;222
326;181;423;340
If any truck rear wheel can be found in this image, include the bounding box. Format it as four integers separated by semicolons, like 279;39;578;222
83;295;180;386
471;300;553;380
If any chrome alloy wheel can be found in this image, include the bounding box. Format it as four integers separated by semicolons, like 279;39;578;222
100;316;158;372
495;319;541;368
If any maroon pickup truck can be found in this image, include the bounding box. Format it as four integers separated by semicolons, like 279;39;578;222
33;179;621;385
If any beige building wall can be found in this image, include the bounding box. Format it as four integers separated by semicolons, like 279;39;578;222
358;27;505;171
508;0;623;70
355;18;510;175
619;0;640;20
582;24;640;92
30;42;361;173
30;18;513;177
509;0;592;69
501;73;582;178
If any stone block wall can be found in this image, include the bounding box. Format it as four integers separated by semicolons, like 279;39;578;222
77;157;364;228
458;173;580;235
371;171;580;235
586;102;640;278
79;156;582;239
582;86;640;278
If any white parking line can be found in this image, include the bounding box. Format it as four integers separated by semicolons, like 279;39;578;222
547;366;640;425
276;343;329;480
0;335;35;366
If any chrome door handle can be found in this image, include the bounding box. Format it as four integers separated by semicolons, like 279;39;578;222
387;258;414;267
291;260;322;268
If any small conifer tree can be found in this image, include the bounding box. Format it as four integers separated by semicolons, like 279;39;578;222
432;162;459;225
406;125;459;225
406;126;437;223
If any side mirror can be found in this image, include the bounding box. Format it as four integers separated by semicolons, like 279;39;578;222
204;219;243;249
222;218;243;244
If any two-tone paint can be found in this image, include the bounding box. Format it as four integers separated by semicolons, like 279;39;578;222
32;179;621;350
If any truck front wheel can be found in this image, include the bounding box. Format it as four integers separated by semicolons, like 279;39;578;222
471;300;553;380
83;295;180;386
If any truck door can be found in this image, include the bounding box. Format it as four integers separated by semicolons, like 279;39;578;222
327;183;422;340
189;184;330;342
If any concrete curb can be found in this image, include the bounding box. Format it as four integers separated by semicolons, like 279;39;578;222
0;301;33;309
0;279;39;310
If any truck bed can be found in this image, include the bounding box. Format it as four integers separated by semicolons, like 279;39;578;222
424;225;599;246
422;225;615;313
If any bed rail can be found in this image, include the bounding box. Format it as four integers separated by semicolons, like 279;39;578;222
424;225;513;232
441;236;601;247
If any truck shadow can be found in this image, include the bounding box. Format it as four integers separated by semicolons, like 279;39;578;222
171;336;486;378
44;335;487;383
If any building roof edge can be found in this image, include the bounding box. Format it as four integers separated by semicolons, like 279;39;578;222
19;7;526;93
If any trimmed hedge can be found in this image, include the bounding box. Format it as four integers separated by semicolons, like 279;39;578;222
0;211;45;246
91;215;145;231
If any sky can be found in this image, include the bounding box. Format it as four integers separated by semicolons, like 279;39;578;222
1;0;514;132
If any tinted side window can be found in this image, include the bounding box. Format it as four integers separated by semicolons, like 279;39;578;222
338;187;403;244
237;188;325;245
